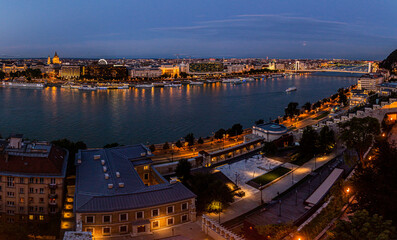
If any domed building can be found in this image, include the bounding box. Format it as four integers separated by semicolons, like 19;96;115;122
47;52;61;65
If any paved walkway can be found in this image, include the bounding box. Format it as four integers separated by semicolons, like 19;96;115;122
207;149;344;224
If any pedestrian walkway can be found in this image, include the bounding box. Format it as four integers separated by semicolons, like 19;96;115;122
207;149;343;224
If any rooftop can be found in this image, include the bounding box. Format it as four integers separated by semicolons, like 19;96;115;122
75;145;196;213
255;123;288;133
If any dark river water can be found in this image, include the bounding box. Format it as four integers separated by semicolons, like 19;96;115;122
0;73;358;147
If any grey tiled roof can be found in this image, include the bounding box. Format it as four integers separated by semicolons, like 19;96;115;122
75;145;196;213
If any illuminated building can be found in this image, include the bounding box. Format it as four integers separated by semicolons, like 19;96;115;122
52;52;61;64
0;134;68;223
2;63;27;73
130;68;162;78
357;73;384;91
47;56;52;65
60;66;81;79
82;64;128;80
160;65;180;77
74;145;196;238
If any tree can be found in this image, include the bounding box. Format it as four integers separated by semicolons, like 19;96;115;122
175;159;191;182
262;141;277;156
0;70;5;80
338;88;348;106
180;72;189;78
255;119;265;125
351;140;397;223
197;137;204;144
149;144;156;152
331;210;396;240
299;126;319;157
230;123;243;136
303;102;312;111
175;140;182;148
214;128;226;140
256;224;296;240
103;142;120;148
184;133;195;146
188;173;234;213
339;117;380;165
318;126;335;153
163;142;170;150
51;138;87;176
285;102;299;117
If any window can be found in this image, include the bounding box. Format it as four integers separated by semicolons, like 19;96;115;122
19;198;24;203
7;210;14;215
29;215;34;220
19;207;24;212
7;201;14;206
39;188;44;194
103;215;111;223
152;209;159;217
29;206;34;212
29;178;34;184
102;227;111;235
119;213;128;222
144;165;149;170
181;202;188;210
167;206;174;214
39;207;44;213
7;217;14;223
50;189;55;194
39;215;44;220
19;178;24;184
0;186;2;192
7;177;14;187
136;211;144;219
19;188;24;194
119;225;127;233
144;173;149;180
29;188;34;194
181;214;188;222
39;198;44;203
152;221;159;229
39;178;44;184
167;217;174;226
49;206;56;213
86;216;94;223
50;178;56;184
29;197;34;203
7;192;15;197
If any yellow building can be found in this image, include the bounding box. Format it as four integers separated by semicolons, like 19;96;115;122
160;65;179;77
52;52;61;64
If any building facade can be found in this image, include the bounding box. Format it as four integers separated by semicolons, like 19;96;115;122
0;135;68;223
252;123;288;142
60;66;81;79
357;73;384;91
74;145;196;239
130;68;162;78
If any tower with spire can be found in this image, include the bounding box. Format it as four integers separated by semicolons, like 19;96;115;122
52;52;61;64
47;55;52;65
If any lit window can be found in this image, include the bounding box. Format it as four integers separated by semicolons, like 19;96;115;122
144;165;149;170
152;221;159;228
29;215;34;220
103;227;111;235
39;215;44;221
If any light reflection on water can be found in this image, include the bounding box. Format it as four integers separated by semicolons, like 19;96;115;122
0;74;358;147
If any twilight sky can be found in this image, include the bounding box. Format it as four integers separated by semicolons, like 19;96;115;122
1;0;396;60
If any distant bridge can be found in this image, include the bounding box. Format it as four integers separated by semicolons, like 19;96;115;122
289;62;371;74
293;69;368;74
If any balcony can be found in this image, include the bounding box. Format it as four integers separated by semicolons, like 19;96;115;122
48;193;58;199
49;201;57;206
48;183;57;189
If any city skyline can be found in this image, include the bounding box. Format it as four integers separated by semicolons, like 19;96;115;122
1;0;396;60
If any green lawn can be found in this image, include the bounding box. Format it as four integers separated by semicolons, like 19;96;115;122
251;166;291;186
313;111;330;120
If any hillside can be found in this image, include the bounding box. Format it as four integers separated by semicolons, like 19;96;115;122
380;49;397;70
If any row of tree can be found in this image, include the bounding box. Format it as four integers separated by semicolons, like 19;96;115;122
214;123;243;139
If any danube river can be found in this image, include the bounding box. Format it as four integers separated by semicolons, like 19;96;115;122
0;73;358;147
